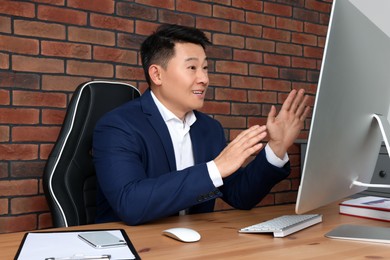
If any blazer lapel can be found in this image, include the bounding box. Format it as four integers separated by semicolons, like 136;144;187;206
140;89;177;171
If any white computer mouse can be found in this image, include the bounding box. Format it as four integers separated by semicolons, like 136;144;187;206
162;227;201;243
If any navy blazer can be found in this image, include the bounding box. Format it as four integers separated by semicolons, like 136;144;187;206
93;89;290;225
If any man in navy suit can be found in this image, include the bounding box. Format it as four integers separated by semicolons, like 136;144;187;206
93;24;310;225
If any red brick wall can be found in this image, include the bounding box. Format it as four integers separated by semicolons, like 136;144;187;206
0;0;332;233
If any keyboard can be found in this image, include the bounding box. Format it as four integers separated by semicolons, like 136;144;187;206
239;214;322;237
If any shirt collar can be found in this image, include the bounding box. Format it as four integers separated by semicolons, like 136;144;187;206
150;90;196;126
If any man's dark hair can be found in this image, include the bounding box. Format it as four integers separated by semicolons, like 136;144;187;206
140;24;212;86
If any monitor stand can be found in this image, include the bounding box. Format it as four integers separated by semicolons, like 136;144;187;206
352;114;390;189
325;114;390;244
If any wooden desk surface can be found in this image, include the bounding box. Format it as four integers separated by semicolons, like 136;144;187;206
3;202;390;259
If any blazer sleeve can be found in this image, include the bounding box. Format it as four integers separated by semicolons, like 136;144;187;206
220;149;290;210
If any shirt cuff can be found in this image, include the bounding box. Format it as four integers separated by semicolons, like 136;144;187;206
207;161;224;187
265;143;289;168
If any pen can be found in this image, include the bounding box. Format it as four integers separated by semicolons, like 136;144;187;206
45;255;110;260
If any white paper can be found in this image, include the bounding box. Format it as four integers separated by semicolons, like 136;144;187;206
16;230;135;260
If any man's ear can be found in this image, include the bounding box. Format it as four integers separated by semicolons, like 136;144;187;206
149;65;162;86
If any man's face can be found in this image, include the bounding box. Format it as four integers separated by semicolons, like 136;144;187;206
154;42;209;120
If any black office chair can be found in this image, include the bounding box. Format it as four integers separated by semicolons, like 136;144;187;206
43;81;141;227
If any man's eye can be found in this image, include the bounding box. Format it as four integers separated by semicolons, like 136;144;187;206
203;66;208;70
189;66;196;70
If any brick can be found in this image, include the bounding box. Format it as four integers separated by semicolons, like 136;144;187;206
67;60;113;78
135;0;175;9
0;16;11;33
276;42;302;56
0;52;9;69
11;195;49;214
13;126;61;142
249;64;278;78
275;191;297;204
12;55;64;73
38;5;87;25
90;14;134;33
0;89;9;105
0;1;35;18
248;90;277;103
246;38;275;52
232;0;263;12
293;7;319;23
265;2;292;16
116;65;147;80
0;71;40;89
304;22;328;36
94;46;137;64
0;108;39;124
232;103;261;116
304;46;324;59
305;0;331;13
216;61;248;75
118;33;145;50
14;20;65;39
307;70;320;83
68;0;115;14
11;161;46;178
159;10;195;27
0;162;8;178
0;126;9;142
68;27;115;46
292;57;317;69
200;101;230;115
13;90;67;108
214;115;246;128
233;49;262;64
117;2;157;20
248;116;267;128
42;75;91;92
213;5;245;22
208;73;230;87
41;41;91;59
264;53;291;67
280;68;306;81
38;212;53;230
40;144;54;160
292;32;317;46
246;12;275;27
196;17;228;33
263;27;291;42
276;17;303;32
0;199;8;215
0;35;39;55
42;109;66;125
292;82;317;95
216;88;247;102
205;45;232;60
135;20;160;36
231;76;262;90
0;179;38;196
271;179;292;192
176;0;212;16
232;22;262;37
264;79;291;92
0;214;37;234
213;34;244;49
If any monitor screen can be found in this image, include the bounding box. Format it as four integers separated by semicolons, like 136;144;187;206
295;0;390;214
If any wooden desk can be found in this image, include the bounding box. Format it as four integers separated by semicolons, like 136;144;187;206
2;202;390;259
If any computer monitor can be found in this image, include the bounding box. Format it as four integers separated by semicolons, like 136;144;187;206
295;0;390;216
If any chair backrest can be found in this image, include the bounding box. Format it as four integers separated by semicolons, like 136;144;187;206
43;81;141;227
